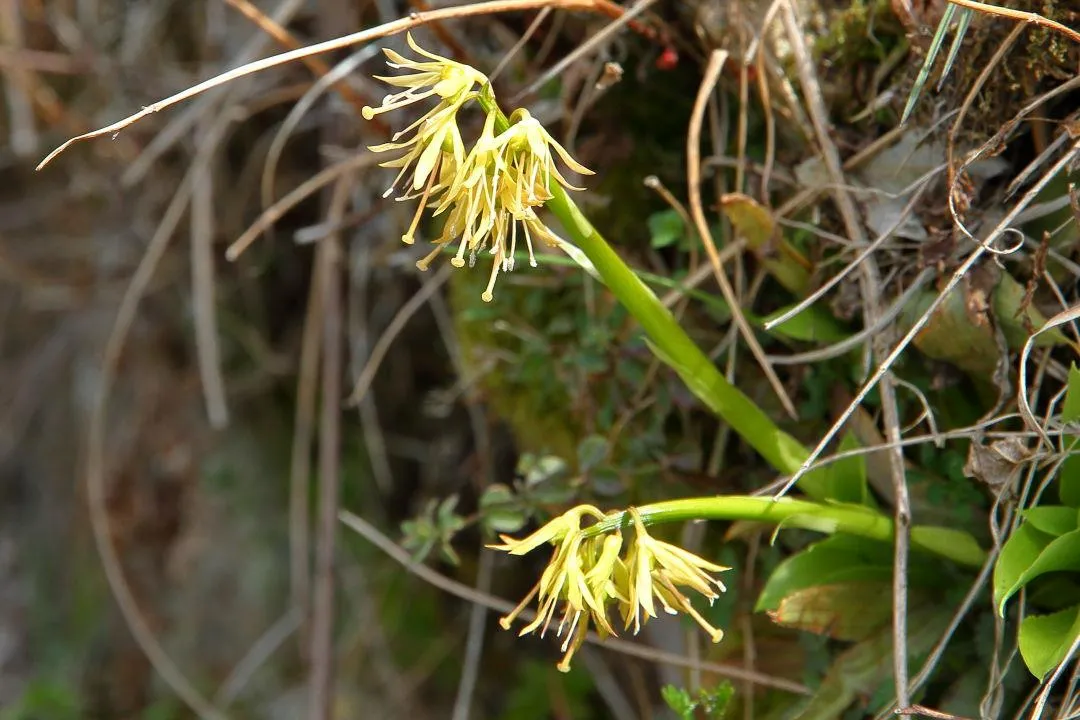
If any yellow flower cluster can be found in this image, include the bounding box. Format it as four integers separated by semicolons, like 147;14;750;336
363;34;592;302
491;505;729;671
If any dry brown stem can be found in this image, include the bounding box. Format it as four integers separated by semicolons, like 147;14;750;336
687;49;799;420
35;0;627;171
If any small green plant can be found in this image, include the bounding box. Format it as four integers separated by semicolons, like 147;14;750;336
662;681;734;720
362;33;989;674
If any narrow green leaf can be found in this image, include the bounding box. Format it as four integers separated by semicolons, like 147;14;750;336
1019;604;1080;679
757;535;891;611
937;8;973;92
901;4;957;124
910;525;988;567
1062;363;1080;423
1022;505;1079;537
825;432;869;505
996;526;1080;616
765;305;850;344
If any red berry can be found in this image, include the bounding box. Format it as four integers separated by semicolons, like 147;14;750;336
656;46;678;71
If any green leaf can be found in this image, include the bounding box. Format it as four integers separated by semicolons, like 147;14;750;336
764;306;850;344
792;602;948;720
901;3;956;124
824;432;868;505
661;685;696;719
648;209;685;249
937;8;974;92
588;465;624;496
995;525;1080;616
719;193;810;293
697;682;735;719
1063;364;1080;423
994;522;1053;614
768;580;892;641
910;525;988;567
576;434;610;472
518;454;570;488
992;272;1068;350
1019;604;1080;679
1060;451;1080;508
757;535;891;612
1022;505;1079;537
903;285;999;379
661;682;734;720
479;484;528;534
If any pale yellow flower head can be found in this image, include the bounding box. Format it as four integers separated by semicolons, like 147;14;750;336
491;504;730;672
498;108;594;211
363;32;481;240
362;37;592;303
623;507;729;642
488;505;613;671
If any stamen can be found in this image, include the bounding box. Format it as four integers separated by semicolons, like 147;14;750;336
451;235;468;268
401;157;440;244
560;610;582;651
499;581;540;630
509;218;518;267
362;85;440;118
521;218;538;267
481;254;501;302
415;244;444;272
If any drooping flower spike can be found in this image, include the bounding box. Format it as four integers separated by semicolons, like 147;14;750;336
490;504;730;671
362;34;593;302
623;507;729;642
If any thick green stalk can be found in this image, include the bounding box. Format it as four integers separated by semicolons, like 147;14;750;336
542;186;823;494
582;497;988;568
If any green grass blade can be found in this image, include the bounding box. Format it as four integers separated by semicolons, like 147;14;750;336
938;8;974;92
901;3;957;125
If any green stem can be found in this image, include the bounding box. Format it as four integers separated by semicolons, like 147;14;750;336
582;497;987;568
546;172;824;494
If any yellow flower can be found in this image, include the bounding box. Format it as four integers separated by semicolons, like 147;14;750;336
623;508;729;642
583;532;628;636
490;505;612;671
362;36;592;303
497;109;594;210
362;32;485;124
363;33;481;241
493;504;731;671
489;504;605;557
